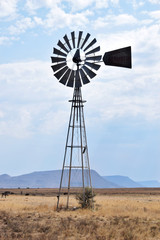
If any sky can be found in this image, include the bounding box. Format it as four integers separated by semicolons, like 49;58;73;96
0;0;160;181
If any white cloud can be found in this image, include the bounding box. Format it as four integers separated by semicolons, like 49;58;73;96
0;60;72;138
66;0;94;11
24;0;119;14
9;17;36;35
0;36;18;45
130;0;145;9
7;2;93;35
148;10;160;22
148;0;160;3
115;14;138;25
25;0;61;14
39;110;68;134
0;37;10;45
0;0;18;18
95;0;119;8
25;0;120;13
1;0;159;40
83;62;160;124
66;0;119;11
44;7;92;30
0;106;33;138
25;0;45;12
94;13;138;29
98;24;160;56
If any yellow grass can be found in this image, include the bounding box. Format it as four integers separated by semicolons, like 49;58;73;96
0;193;160;239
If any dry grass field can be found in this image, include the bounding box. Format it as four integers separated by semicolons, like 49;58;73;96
0;188;160;240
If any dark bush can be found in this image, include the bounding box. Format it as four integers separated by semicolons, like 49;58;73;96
76;188;95;209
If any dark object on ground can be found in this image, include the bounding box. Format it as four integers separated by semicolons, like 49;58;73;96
1;191;12;198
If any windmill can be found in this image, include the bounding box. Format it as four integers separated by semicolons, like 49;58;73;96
51;31;132;209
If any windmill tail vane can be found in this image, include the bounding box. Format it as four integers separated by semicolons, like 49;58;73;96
103;46;132;69
51;31;132;209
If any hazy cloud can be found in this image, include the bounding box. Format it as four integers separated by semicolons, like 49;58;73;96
0;0;18;18
44;7;92;30
94;13;138;29
0;60;72;138
9;17;36;35
148;0;160;3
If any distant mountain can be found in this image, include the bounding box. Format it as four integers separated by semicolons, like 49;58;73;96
138;180;160;188
103;175;142;188
0;170;119;189
0;174;11;180
0;170;159;188
90;170;120;188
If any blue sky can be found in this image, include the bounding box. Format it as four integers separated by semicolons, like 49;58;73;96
0;0;160;181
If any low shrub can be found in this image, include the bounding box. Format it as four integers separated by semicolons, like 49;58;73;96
76;188;95;209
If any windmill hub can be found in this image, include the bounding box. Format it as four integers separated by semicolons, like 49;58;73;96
72;49;82;64
66;48;85;70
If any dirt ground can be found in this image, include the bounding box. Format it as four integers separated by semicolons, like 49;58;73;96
0;188;160;240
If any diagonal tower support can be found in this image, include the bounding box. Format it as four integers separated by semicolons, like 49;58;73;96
57;87;93;209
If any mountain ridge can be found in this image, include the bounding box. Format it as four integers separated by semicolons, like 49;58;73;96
0;170;119;189
0;170;159;188
102;175;142;188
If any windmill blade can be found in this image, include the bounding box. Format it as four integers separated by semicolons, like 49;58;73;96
51;56;66;63
81;33;90;49
59;69;72;85
53;48;67;57
84;38;97;52
71;31;75;48
86;55;102;61
103;46;132;68
67;71;75;87
57;40;69;53
63;34;72;50
77;31;83;48
51;62;66;72
85;62;101;71
80;69;90;85
54;66;68;80
82;65;96;79
85;46;100;56
75;70;82;88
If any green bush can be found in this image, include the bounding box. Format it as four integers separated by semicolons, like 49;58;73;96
76;188;95;209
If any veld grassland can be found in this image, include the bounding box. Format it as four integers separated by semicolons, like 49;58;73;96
0;189;160;240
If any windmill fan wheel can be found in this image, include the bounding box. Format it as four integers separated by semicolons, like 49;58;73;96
51;31;102;88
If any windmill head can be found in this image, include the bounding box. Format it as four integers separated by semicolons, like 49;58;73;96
51;31;132;88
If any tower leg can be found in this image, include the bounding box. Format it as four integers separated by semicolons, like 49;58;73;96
57;87;93;209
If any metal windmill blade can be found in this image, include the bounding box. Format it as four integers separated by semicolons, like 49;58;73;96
51;56;66;63
80;33;90;49
71;31;75;48
63;34;72;50
77;31;83;48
